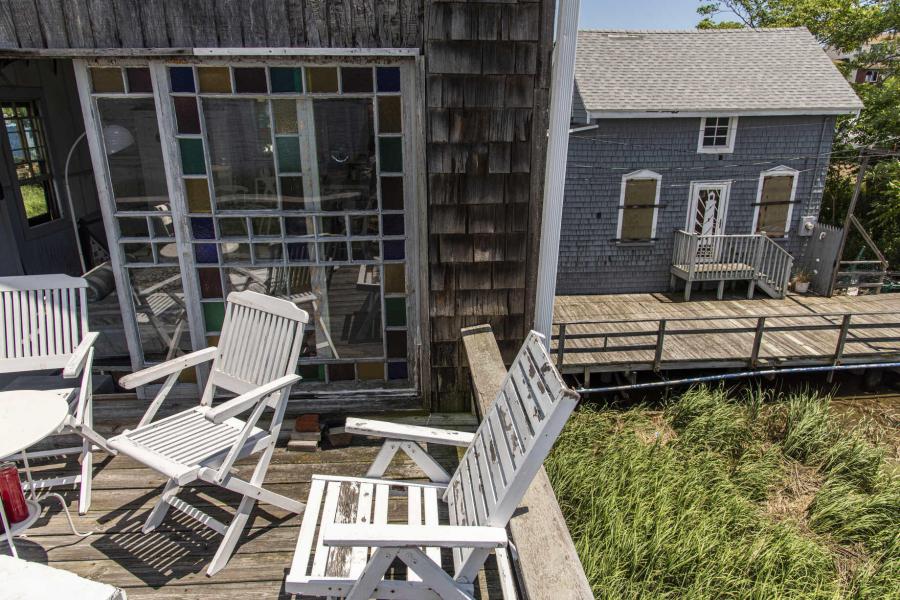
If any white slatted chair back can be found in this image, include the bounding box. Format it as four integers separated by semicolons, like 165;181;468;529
0;275;89;374
202;291;309;404
446;331;579;574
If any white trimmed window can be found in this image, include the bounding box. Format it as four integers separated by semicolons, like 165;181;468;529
697;116;737;153
752;166;799;237
616;170;661;242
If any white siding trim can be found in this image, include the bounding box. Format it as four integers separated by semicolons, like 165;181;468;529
587;108;861;119
616;169;662;242
751;165;799;237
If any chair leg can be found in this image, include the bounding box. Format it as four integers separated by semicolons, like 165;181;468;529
78;439;92;514
208;495;254;576
143;479;180;533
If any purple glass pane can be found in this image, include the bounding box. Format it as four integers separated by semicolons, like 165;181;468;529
174;97;201;134
194;243;218;263
383;240;404;260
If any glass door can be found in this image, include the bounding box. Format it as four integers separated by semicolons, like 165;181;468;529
688;181;730;262
76;59;420;393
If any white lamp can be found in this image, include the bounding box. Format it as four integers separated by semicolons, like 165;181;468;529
65;125;135;272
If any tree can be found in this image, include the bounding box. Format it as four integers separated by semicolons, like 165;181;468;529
698;1;900;271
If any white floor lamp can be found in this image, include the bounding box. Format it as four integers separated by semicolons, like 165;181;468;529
64;125;134;273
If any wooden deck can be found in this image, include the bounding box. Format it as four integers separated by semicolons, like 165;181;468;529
7;415;509;599
553;291;900;374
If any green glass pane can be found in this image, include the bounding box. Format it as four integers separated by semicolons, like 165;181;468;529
276;136;301;173
299;364;324;381
385;297;406;327
270;67;303;93
202;301;226;332
378;137;402;173
179;138;206;175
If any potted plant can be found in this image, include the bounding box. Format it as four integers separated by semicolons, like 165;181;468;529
793;268;811;294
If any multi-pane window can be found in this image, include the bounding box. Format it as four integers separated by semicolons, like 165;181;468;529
698;116;736;153
1;101;58;226
617;170;661;242
754;168;797;237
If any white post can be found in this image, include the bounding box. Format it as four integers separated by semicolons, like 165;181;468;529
533;0;581;345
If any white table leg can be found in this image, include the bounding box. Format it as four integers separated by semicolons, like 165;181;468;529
0;497;18;557
19;453;36;501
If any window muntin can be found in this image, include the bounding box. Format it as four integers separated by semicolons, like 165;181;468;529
167;64;410;385
1;101;59;226
617;170;661;242
698;116;737;153
754;168;797;237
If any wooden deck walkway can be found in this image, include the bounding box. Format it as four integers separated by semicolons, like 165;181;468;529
553;292;900;374
7;416;508;599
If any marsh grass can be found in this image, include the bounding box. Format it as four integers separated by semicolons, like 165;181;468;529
546;387;900;599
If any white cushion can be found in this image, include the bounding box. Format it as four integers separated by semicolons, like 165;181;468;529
0;555;126;600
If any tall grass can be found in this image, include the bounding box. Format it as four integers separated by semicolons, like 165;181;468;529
546;387;899;600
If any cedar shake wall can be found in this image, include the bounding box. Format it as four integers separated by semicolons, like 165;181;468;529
424;0;553;411
557;115;836;296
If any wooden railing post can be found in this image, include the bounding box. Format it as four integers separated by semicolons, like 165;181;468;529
556;322;567;370
653;319;666;371
750;316;766;367
828;314;852;383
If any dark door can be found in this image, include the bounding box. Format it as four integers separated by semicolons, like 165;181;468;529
0;97;82;276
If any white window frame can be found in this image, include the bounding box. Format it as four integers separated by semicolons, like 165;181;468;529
685;180;732;234
697;116;738;154
751;165;799;238
616;169;662;242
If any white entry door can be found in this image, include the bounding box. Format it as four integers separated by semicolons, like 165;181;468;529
687;181;730;262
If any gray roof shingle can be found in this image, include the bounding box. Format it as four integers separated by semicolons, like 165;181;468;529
575;27;863;115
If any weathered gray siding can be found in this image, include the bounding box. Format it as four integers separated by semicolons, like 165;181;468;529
0;0;422;49
557;115;836;295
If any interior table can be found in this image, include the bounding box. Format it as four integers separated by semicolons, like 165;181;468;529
0;389;82;557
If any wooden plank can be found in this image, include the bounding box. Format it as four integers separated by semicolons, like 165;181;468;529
461;324;593;600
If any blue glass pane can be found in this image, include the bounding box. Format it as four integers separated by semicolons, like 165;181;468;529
194;243;218;263
388;361;408;380
376;67;401;92
383;240;405;260
169;67;195;93
191;217;215;240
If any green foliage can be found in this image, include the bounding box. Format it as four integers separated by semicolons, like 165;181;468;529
546;387;899;599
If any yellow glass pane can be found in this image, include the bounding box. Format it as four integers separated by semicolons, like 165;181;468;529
198;67;232;93
357;362;384;381
91;67;125;93
306;67;339;93
272;99;298;134
185;178;212;213
384;264;406;293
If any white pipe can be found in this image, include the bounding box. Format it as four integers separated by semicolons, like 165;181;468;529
534;0;580;345
64;131;88;274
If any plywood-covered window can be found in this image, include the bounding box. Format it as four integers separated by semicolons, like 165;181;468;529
617;170;661;242
753;166;798;237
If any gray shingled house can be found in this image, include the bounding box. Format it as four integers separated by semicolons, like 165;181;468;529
558;28;862;299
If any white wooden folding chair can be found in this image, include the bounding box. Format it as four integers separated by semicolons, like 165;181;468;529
107;290;308;576
0;274;113;514
285;331;579;599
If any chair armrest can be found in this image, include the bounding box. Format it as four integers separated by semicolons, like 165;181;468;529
119;347;218;389
62;332;100;378
323;523;507;549
344;417;475;447
205;374;301;424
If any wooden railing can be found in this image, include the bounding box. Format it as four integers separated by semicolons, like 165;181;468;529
672;230;793;297
553;310;900;372
462;325;593;600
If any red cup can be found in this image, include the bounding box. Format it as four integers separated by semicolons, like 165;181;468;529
0;462;29;528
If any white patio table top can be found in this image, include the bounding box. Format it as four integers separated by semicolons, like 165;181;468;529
0;389;70;459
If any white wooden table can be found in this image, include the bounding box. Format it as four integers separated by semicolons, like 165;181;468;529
0;390;71;557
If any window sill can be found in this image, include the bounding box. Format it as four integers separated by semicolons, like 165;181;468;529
697;147;734;154
613;240;656;247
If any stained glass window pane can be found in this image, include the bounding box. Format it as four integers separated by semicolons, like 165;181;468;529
378;137;403;173
91;68;125;93
386;330;407;358
203;301;226;332
328;363;355;381
198;268;223;298
276;136;301;173
185;179;212;213
307;67;339;93
388;361;408;380
281;176;305;209
341;67;373;93
383;240;404;260
382;214;404;236
270;67;303;93
169;67;195;93
384;264;406;293
376;67;401;92
381;177;404;210
179;138;206;175
385;297;406;326
198;67;232;93
377;96;402;133
233;68;267;94
174;97;201;134
357;362;384;380
191;217;215;240
194;243;218;263
126;68;152;93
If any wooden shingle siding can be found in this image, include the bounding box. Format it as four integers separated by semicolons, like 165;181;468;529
425;0;553;411
0;0;423;49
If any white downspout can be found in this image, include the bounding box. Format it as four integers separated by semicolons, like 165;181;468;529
534;0;580;345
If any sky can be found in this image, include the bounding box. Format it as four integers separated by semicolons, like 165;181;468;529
579;0;713;30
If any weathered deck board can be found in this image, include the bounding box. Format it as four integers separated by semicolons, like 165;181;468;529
6;415;509;599
554;292;900;373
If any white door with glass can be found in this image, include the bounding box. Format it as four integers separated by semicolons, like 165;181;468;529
74;60;420;394
687;181;730;262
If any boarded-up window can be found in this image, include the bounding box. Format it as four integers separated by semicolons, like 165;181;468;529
619;177;658;241
756;174;794;236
